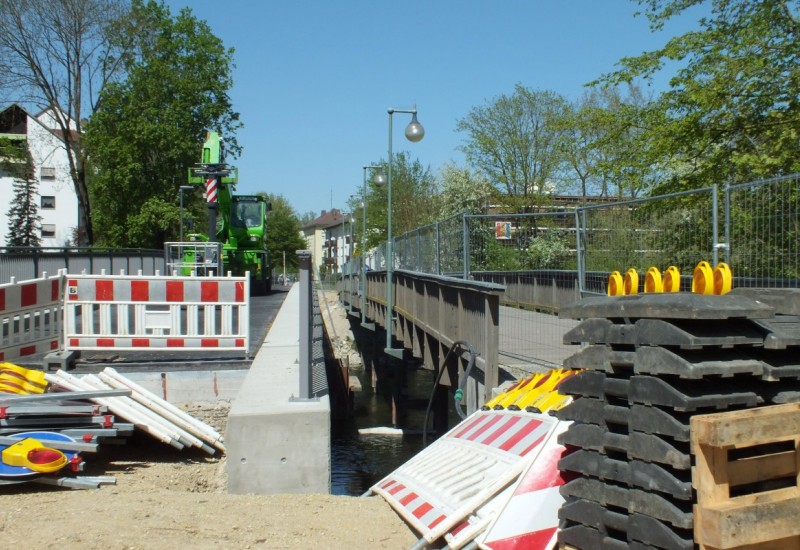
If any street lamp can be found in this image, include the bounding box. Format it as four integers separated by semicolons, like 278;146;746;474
381;106;424;357
361;165;382;328
179;185;194;242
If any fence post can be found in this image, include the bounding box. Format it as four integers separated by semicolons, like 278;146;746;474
724;184;731;265
462;214;470;280
297;250;313;400
575;209;585;296
435;221;441;275
712;184;719;266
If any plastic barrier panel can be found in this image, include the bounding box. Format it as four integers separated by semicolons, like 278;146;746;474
64;273;248;353
0;273;63;362
370;409;559;545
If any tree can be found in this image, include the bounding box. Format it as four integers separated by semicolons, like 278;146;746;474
1;138;41;246
263;193;306;272
362;153;438;249
84;0;240;248
601;0;800;189
0;0;134;244
456;85;569;210
438;163;493;218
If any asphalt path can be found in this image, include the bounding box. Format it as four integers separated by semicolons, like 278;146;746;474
67;283;292;373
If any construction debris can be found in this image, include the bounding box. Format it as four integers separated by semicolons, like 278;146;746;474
0;362;225;490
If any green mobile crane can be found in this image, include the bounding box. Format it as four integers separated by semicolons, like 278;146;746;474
184;131;272;295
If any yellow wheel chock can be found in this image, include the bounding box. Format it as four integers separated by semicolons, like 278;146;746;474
644;267;663;293
663;266;681;292
692;261;714;294
624;269;639;295
713;262;732;295
608;271;624;296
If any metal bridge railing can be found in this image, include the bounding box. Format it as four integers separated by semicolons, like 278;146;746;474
341;173;800;370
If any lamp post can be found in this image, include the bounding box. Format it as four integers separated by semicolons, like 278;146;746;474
360;165;382;328
380;106;424;357
179;185;194;242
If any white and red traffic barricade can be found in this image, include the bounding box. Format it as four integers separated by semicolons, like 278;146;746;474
477;420;571;550
0;272;64;362
64;272;249;353
369;409;561;547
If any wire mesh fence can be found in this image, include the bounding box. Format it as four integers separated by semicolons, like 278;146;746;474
578;187;718;295
725;174;800;288
343;174;800;370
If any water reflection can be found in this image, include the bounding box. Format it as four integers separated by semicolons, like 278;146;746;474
331;361;446;496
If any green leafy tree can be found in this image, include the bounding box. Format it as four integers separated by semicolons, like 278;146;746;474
456;85;569;210
556;85;654;199
1;138;41;246
601;0;800;189
438;163;493;218
84;0;240;248
363;152;438;249
0;0;134;244
262;193;306;272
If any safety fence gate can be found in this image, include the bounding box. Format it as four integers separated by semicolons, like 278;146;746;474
0;271;64;362
63;272;249;353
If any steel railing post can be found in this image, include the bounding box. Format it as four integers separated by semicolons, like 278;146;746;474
462;214;469;280
297;250;313;400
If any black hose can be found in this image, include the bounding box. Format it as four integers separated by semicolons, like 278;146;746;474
422;340;477;448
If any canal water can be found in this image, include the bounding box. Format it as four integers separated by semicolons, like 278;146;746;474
330;359;457;496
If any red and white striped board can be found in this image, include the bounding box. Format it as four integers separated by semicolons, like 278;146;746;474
478;420;572;550
64;273;248;353
370;409;559;545
0;273;63;362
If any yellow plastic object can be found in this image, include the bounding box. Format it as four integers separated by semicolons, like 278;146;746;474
2;437;67;473
644;267;663;293
0;363;46;394
663;266;681;293
692;261;714;294
607;271;623;296
713;262;732;295
624;269;639;295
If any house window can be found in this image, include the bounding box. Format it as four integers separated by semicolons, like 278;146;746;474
40;167;56;180
41;224;56;238
41;196;55;209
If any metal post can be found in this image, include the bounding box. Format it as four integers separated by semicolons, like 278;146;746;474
435;221;441;275
179;185;193;242
712;184;719;266
297;250;313;400
384;107;423;357
462;213;469;280
724;184;731;265
348;216;355;314
386;110;395;354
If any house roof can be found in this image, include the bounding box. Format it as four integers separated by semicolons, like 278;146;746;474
303;208;344;230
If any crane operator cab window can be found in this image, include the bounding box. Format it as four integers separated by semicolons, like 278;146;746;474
233;201;262;229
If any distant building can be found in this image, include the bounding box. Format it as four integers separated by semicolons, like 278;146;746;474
300;209;358;278
0;104;79;247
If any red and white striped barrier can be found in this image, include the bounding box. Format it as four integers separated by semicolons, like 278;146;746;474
64;272;248;352
370;409;559;546
0;272;64;362
478;421;571;550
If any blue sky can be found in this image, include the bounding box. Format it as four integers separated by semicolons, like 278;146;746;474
165;0;704;218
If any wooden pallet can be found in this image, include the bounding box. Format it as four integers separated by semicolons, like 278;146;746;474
691;403;800;549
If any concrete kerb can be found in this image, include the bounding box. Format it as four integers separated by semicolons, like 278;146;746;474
225;284;331;494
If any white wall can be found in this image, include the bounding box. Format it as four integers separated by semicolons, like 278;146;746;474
0;110;78;247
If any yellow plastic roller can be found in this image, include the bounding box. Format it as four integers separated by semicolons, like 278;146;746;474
692;261;714;294
608;271;624;296
663;266;681;293
644;267;663;293
624;268;639;295
713;262;732;295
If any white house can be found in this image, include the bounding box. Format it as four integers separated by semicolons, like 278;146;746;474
0;104;79;247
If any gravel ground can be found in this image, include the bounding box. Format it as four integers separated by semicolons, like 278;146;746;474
0;401;419;549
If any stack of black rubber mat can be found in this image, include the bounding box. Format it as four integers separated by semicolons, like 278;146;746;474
553;289;800;550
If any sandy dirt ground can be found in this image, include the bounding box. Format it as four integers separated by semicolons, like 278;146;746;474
0;291;421;549
0;402;420;549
